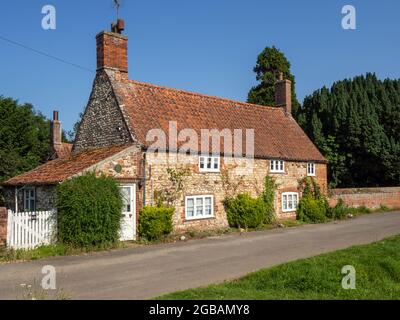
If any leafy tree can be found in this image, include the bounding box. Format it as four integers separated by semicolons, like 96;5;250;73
0;96;51;183
247;46;300;115
298;73;400;188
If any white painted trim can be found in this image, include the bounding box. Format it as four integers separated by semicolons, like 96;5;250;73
198;156;220;173
282;192;299;213
270;160;285;173
119;183;137;241
185;195;214;221
307;162;316;177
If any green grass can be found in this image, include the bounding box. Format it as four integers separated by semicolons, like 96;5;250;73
0;242;128;263
159;235;400;300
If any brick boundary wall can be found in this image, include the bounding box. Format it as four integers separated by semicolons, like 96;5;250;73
329;187;400;209
0;207;7;246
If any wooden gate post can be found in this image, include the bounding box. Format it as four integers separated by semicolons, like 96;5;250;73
0;207;7;246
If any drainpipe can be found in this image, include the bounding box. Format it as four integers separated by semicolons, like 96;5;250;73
142;152;147;207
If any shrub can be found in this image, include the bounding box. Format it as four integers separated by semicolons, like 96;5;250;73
139;206;174;241
296;194;327;223
57;172;123;247
347;205;372;216
260;176;276;224
379;204;390;212
297;177;329;223
225;193;266;229
327;198;348;220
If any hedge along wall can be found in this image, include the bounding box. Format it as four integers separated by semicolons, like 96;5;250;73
329;187;400;209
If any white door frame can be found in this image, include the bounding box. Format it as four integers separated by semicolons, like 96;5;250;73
119;183;136;241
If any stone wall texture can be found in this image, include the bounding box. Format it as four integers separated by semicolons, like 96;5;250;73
3;186;57;212
0;207;7;246
329;187;400;209
73;70;132;153
145;152;328;232
2;146;329;236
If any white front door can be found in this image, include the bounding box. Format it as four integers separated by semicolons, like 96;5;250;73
119;184;136;241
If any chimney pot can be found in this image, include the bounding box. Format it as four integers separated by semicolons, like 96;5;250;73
53;110;59;121
117;19;125;32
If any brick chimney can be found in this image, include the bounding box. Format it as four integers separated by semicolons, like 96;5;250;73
275;72;292;116
96;19;128;74
51;110;62;147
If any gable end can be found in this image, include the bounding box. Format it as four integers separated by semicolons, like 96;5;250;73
74;70;133;152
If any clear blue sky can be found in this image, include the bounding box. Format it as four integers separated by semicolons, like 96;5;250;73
0;0;399;132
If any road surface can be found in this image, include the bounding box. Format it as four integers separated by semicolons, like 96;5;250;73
1;211;399;300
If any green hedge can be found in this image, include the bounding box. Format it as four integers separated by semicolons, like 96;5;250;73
296;194;328;223
225;193;266;229
327;198;348;220
296;177;329;223
139;206;174;240
57;172;123;247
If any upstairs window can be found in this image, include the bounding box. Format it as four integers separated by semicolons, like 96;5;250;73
270;160;285;173
24;188;36;212
199;155;220;173
307;162;316;176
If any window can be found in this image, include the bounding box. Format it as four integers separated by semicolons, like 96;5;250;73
120;186;133;213
185;195;214;220
282;192;299;212
24;188;36;212
270;160;285;173
199;156;220;172
307;162;316;176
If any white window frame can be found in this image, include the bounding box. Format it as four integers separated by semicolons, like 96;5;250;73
282;192;299;213
24;187;36;212
199;155;220;173
185;195;214;220
307;162;316;176
270;160;285;173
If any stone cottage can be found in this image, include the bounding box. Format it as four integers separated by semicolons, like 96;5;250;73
3;19;327;240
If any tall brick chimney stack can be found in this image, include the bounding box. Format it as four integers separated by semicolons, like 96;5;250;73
51;110;62;147
96;19;128;74
275;72;292;116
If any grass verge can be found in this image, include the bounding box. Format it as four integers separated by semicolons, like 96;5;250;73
159;235;400;300
0;242;129;264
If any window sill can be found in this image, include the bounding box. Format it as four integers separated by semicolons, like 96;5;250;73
185;216;215;222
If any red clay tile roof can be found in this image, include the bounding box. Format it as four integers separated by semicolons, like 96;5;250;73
108;71;326;162
4;145;130;186
53;143;73;159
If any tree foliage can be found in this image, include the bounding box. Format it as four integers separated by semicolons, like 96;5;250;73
0;96;50;183
247;46;300;115
297;73;400;188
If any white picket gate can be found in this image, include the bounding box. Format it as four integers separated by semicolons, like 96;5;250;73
7;210;57;250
